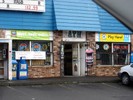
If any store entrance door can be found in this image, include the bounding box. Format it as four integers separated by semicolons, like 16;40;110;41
64;43;81;76
64;44;72;75
72;43;80;76
0;43;8;79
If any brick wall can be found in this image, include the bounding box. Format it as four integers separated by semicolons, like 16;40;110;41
0;30;5;38
88;66;121;76
28;66;60;78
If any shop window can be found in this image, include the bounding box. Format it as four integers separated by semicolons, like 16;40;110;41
96;42;130;65
113;44;129;65
31;41;52;66
13;40;53;66
13;41;29;51
96;43;112;65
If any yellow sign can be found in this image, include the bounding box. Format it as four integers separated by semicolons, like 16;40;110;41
100;33;124;42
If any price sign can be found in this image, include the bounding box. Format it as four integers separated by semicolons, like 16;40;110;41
0;0;45;12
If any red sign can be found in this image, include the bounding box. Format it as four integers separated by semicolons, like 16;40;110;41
113;45;128;50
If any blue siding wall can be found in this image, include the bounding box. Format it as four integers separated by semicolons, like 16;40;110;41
97;5;131;33
0;0;131;33
0;0;54;30
53;0;101;31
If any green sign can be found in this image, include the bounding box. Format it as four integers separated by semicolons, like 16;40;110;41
11;30;51;40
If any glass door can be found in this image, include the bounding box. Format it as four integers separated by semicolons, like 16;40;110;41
72;43;80;76
0;68;4;78
0;44;4;78
0;43;8;79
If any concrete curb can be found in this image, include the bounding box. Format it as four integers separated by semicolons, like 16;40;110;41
0;77;120;86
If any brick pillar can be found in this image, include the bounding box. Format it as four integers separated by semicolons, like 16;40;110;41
86;32;96;75
53;31;63;77
86;32;96;66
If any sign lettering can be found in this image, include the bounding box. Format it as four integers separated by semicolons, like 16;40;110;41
95;33;130;42
14;0;23;4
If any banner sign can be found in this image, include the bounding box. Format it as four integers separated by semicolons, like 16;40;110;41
0;0;45;12
96;33;130;42
10;30;52;40
15;51;46;59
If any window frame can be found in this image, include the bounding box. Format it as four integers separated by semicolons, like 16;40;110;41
96;42;130;66
12;40;53;67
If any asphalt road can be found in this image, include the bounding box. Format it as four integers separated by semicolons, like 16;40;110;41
0;83;133;100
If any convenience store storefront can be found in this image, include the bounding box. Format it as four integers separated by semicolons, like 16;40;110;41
0;30;62;80
0;0;132;79
88;33;131;76
11;30;53;65
3;30;60;79
10;30;56;78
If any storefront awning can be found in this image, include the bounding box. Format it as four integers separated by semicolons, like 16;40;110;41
93;0;133;32
53;0;101;31
53;0;131;33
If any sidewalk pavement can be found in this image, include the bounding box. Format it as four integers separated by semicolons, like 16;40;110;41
0;76;120;86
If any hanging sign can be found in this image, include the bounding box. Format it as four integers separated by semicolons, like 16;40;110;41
85;48;94;66
0;0;45;12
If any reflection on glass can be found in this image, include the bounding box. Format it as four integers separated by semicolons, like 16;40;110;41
113;44;128;65
96;42;130;65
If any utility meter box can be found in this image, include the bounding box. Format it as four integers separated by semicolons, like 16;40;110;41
17;57;28;80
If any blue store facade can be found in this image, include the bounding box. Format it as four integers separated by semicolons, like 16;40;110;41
0;0;132;80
